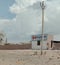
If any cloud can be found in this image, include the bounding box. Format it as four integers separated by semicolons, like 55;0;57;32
9;0;42;14
44;0;60;34
9;0;60;42
0;0;60;42
9;4;21;14
15;0;38;6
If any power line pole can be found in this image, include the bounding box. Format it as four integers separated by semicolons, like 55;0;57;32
40;1;45;55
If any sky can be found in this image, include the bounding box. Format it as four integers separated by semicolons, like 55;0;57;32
0;0;60;43
0;0;16;19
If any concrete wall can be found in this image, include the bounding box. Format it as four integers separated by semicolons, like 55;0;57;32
52;42;60;50
32;40;47;50
32;34;53;50
32;41;41;50
47;35;53;49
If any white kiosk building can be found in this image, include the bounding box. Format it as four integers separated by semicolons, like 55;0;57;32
31;34;53;50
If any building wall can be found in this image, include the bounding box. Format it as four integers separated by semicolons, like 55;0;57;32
32;34;53;50
51;41;60;50
32;40;47;50
47;35;53;49
32;41;41;50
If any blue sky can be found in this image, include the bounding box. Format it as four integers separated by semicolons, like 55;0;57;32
0;0;16;19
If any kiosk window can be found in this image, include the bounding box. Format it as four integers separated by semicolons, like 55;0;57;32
37;41;40;45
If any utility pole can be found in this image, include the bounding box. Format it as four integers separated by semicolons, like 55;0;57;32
40;1;45;55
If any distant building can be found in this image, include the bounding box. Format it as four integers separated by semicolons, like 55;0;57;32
31;34;53;50
0;32;6;45
51;41;60;50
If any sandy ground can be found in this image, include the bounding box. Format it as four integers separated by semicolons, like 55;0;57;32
0;50;60;65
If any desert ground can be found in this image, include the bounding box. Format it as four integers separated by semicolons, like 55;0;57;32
0;50;60;65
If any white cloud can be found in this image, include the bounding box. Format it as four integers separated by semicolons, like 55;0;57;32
0;0;60;42
9;0;42;14
44;0;60;34
9;4;21;14
15;0;39;6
